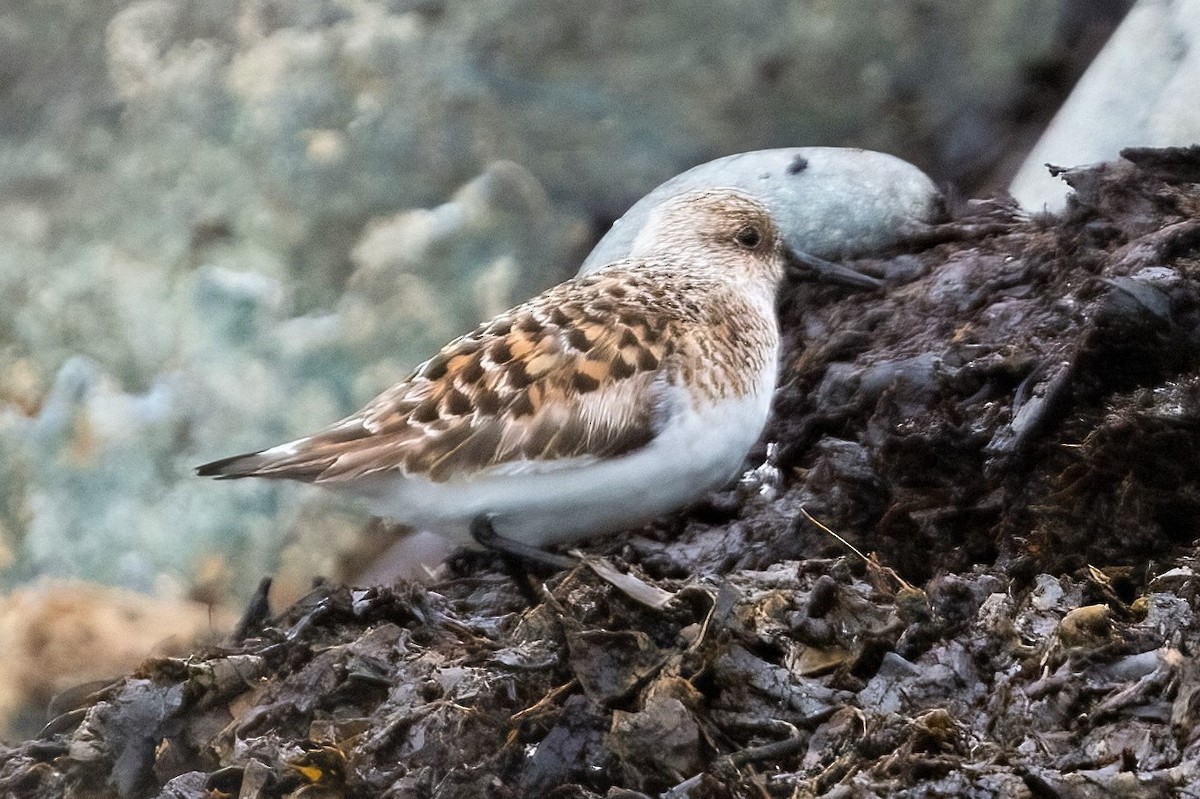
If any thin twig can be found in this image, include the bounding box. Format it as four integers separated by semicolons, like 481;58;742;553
799;505;915;592
799;506;870;563
510;679;577;723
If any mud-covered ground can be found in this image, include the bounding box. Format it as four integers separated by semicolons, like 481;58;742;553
3;148;1200;798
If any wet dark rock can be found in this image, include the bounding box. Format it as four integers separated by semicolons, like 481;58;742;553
5;148;1200;797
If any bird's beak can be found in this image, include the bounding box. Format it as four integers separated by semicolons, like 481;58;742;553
784;248;883;292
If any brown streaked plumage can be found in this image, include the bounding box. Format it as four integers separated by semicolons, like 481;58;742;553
201;265;775;484
198;188;827;552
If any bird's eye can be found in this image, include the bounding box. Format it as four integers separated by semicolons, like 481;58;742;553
734;225;762;249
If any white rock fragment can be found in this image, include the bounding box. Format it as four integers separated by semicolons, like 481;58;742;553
1010;0;1200;211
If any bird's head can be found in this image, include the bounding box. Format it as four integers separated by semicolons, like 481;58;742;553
630;188;881;293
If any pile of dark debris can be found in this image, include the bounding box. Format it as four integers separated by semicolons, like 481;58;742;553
4;147;1200;799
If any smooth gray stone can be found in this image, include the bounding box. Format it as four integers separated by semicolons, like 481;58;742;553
580;147;943;274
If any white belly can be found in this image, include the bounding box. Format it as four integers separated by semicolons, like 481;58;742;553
345;383;775;548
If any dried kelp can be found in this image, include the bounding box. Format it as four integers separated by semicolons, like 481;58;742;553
5;148;1200;798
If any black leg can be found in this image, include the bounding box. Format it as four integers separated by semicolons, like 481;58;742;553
469;515;577;571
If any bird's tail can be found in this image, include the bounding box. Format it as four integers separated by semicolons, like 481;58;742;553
195;438;332;481
195;450;276;479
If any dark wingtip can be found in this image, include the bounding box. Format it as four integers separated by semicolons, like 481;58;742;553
196;452;261;479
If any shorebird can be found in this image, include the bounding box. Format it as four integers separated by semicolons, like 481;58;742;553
198;188;879;565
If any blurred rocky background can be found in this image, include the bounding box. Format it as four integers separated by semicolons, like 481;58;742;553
3;0;1188;740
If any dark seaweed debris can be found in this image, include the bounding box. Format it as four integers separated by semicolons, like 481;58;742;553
5;148;1200;798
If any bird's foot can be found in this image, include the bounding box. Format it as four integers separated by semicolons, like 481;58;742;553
469;515;577;603
469;514;577;571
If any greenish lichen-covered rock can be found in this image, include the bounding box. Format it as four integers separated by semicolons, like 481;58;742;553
0;162;587;601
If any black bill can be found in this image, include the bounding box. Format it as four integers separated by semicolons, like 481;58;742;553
785;248;883;291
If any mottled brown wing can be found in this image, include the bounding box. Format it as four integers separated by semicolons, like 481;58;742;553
214;271;686;483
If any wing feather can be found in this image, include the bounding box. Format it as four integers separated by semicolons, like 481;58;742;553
199;268;689;483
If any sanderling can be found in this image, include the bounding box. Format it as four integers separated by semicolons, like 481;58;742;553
198;188;877;562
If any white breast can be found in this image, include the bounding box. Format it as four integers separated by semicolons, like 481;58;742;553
346;366;777;548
